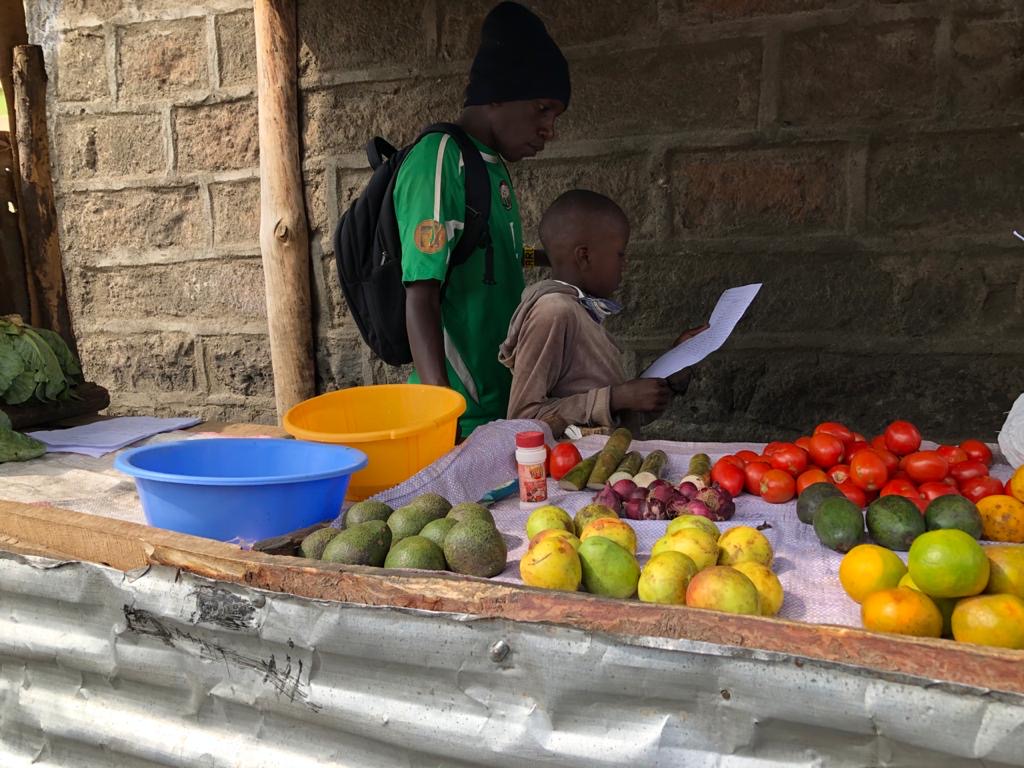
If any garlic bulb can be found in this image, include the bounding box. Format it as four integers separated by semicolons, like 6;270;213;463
998;393;1024;469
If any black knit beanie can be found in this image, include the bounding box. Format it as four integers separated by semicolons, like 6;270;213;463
464;2;571;108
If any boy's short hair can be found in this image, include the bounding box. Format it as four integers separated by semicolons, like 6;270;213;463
538;189;629;257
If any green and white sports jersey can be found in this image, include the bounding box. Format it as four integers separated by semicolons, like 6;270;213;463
393;132;525;436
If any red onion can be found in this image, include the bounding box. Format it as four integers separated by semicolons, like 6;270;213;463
611;478;638;499
677;481;698;500
593;485;623;516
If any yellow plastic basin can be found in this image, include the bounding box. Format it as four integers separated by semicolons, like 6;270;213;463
283;384;466;500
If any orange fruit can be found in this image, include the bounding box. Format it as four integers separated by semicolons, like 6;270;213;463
1010;465;1024;504
899;572;957;637
839;544;907;604
907;529;990;598
984;545;1024;598
861;587;943;638
951;594;1024;649
976;495;1024;543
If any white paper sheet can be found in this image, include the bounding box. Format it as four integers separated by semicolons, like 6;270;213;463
641;283;761;379
27;416;201;457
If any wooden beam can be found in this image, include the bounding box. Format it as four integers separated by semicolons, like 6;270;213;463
0;0;31;320
1;499;1022;697
11;44;76;354
253;0;315;419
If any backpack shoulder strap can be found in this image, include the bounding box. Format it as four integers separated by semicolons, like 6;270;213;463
417;122;492;270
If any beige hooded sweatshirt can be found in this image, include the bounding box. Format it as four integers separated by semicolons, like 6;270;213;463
498;280;626;435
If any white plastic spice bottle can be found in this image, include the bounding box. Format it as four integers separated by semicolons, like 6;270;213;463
515;430;548;509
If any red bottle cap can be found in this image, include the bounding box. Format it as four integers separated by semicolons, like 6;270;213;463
515;431;545;449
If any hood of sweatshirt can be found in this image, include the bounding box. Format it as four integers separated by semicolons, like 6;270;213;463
498;280;581;370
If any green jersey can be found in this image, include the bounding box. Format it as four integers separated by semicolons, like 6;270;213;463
393;132;525;436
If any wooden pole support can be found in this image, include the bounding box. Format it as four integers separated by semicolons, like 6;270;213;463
11;44;76;353
254;0;315;419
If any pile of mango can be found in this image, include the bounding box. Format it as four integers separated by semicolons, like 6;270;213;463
519;503;784;617
300;493;507;578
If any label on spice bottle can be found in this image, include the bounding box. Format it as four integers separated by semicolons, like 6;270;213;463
517;461;548;503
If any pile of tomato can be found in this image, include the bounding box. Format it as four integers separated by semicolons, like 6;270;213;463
710;420;1005;509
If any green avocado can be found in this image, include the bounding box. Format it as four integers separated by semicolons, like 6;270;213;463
813;497;865;553
384;535;447;570
925;495;983;539
443;519;508;578
866;495;926;551
446;501;495;525
299;526;340;559
420;517;458;548
322;520;392;566
796;482;844;525
343;500;394;527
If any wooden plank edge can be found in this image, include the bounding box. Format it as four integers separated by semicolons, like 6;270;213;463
1;498;1022;696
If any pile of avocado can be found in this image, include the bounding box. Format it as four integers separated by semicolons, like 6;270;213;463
300;492;508;578
799;482;984;553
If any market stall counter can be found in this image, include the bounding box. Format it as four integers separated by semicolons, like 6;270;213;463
0;419;1022;767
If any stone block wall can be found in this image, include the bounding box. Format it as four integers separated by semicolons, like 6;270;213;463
29;0;1024;440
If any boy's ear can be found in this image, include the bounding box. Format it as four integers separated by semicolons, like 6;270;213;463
574;244;590;270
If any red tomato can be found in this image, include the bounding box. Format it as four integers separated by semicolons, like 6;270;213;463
890;470;912;482
852;432;867;443
549;443;582;481
960;476;1004;503
959;439;993;467
873;447;899;475
760;469;796;503
828;464;851;485
884;420;922;456
711;460;746;497
949;460;988;484
846;440;869;457
718;455;746;470
881;478;919;499
919;482;959;502
902;451;948;483
763;441;789;456
744;461;772;496
807;433;844;469
836;480;867;508
942;475;959;489
870;435;887;452
814;421;854;445
937;445;969;465
849;449;889;491
797;468;831;495
735;450;760;464
795;436;814;453
768;443;809;477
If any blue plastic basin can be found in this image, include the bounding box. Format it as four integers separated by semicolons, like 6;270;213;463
114;438;367;542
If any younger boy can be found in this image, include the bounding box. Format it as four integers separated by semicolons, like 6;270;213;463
498;189;685;437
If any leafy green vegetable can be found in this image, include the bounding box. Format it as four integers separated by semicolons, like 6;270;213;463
0;316;83;406
0;334;25;393
35;327;82;381
0;426;46;463
0;411;10;430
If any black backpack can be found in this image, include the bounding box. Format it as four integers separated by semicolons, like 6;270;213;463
333;122;493;367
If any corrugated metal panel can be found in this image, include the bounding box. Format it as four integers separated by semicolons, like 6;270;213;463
1;550;1023;767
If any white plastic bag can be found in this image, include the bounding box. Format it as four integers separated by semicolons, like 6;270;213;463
998;393;1024;469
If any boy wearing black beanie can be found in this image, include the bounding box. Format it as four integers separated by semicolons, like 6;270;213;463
397;2;570;436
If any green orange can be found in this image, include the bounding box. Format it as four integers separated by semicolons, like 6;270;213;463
907;529;990;598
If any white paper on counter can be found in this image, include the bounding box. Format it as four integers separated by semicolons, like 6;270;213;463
28;416;201;457
641;283;761;379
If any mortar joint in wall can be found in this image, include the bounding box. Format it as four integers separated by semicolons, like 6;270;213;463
207;14;221;93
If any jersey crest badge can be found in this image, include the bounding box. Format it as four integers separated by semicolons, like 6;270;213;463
499;179;512;210
414;219;447;254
